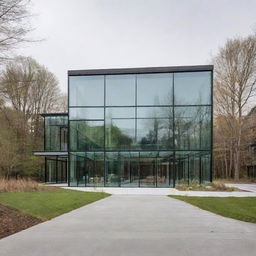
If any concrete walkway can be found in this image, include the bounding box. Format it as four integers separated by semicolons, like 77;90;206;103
1;195;256;256
226;183;256;193
63;186;256;196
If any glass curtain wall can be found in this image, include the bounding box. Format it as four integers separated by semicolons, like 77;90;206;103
45;116;68;151
68;70;212;187
44;115;68;183
45;157;67;183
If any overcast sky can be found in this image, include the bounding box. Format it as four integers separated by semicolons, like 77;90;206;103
17;0;256;93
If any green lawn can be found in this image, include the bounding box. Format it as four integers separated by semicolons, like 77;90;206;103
0;188;110;220
170;196;256;223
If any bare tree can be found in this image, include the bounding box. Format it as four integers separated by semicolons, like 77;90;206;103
214;35;256;180
56;92;68;112
0;56;63;146
0;57;61;116
0;56;65;178
0;0;32;62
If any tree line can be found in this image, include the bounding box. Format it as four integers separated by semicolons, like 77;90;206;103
0;1;66;178
0;1;256;181
213;35;256;180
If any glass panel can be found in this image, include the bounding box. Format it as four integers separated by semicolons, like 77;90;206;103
69;107;104;120
46;158;56;183
85;152;104;187
175;106;211;150
106;107;135;118
70;121;104;151
201;152;211;183
69;75;104;106
106;75;135;106
139;152;157;187
69;152;86;186
137;106;172;118
69;153;77;186
157;152;173;187
76;153;86;187
109;152;139;187
175;151;190;186
136;107;173;150
56;158;67;183
137;73;173;105
129;152;140;187
175;151;211;185
45;116;68;151
119;152;131;187
105;108;135;150
174;71;211;105
105;152;120;187
60;127;68;151
69;152;105;187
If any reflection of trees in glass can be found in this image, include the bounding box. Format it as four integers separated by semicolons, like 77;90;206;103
70;121;104;150
105;110;134;149
139;106;173;149
106;124;133;148
175;106;210;150
140;118;160;149
45;116;68;151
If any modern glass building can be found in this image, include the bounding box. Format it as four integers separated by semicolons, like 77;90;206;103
34;113;68;183
34;65;213;187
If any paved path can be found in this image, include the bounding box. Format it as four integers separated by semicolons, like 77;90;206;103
63;186;256;196
226;183;256;193
1;195;256;256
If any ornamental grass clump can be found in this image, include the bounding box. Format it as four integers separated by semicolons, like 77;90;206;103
0;178;53;192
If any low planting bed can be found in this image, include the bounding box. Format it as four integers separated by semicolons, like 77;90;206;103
176;180;240;191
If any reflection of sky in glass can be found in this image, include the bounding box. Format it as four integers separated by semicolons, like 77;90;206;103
106;107;135;119
106;75;136;106
174;72;211;105
105;107;135;145
105;108;135;134
137;107;172;118
137;73;173;105
110;119;135;138
69;76;104;106
70;108;104;120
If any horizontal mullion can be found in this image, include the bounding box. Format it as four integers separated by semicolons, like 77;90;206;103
69;119;104;122
68;104;212;108
69;149;211;153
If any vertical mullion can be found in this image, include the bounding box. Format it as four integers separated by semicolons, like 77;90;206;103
45;157;47;183
210;69;213;182
187;155;190;185
104;75;106;187
138;152;140;187
172;73;176;187
44;117;46;151
135;74;137;143
84;153;86;187
199;155;202;184
56;156;58;184
67;74;70;186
